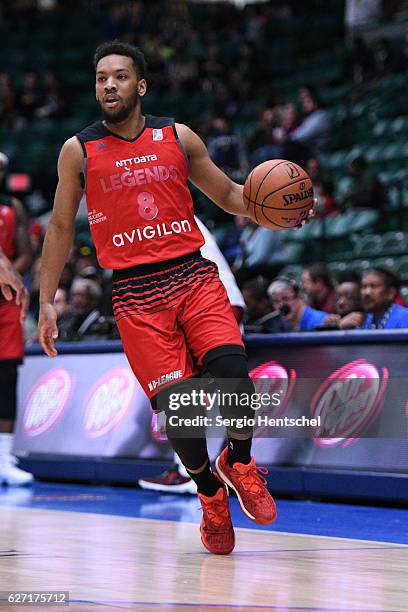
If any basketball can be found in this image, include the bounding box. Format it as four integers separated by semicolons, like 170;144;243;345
243;159;314;230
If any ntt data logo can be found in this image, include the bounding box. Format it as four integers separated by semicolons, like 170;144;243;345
83;367;136;438
310;359;388;447
23;369;72;436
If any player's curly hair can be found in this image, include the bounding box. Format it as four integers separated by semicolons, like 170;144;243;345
94;40;146;80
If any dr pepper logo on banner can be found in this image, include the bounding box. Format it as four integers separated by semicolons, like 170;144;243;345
23;369;72;436
310;359;388;447
250;360;296;436
83;367;136;438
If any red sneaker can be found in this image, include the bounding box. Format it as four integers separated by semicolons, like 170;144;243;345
198;484;235;555
138;465;196;494
215;447;277;525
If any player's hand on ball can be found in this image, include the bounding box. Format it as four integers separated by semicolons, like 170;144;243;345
38;303;59;357
294;197;316;230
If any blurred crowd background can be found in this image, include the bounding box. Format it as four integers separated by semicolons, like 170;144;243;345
2;0;408;339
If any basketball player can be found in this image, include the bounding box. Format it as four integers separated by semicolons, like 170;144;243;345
39;42;309;554
0;153;33;485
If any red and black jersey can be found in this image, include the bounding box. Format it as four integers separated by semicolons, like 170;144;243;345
76;115;204;270
0;195;23;361
0;195;16;261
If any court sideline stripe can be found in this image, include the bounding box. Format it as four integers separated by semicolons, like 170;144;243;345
5;506;408;548
69;600;401;612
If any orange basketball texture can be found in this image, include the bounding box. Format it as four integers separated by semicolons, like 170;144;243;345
243;159;314;230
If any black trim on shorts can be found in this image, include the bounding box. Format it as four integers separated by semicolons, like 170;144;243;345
202;344;247;367
112;250;202;281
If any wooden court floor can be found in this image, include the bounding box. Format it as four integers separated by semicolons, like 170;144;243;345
0;505;407;611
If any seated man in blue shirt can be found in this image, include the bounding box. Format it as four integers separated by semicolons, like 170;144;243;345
267;277;329;331
361;267;408;329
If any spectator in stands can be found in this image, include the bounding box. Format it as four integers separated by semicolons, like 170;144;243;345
59;261;75;292
324;271;365;329
59;278;102;341
28;221;44;259
341;155;387;212
103;3;129;41
344;0;382;41
305;157;338;216
398;23;408;71
54;286;71;328
272;103;299;143
35;71;65;119
344;36;373;83
0;72;16;120
314;179;338;216
285;86;331;163
267;277;329;331
361;267;408;329
15;72;42;128
242;277;290;333
28;257;41;320
235;219;289;284
247;107;279;167
373;37;395;76
75;247;98;276
302;263;337;314
206;117;246;179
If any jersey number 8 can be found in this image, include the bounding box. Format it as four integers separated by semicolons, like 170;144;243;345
137;192;158;221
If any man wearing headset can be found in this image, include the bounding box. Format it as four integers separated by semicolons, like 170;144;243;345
267;277;329;331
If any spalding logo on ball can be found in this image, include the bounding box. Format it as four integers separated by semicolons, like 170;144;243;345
243;159;314;230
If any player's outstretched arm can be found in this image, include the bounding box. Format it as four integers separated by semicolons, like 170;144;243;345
177;124;248;217
38;136;83;357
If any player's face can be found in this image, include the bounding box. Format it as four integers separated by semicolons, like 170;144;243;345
336;282;361;316
95;54;146;123
361;273;395;312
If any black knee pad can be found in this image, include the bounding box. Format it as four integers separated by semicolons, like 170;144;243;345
203;347;248;379
204;354;256;434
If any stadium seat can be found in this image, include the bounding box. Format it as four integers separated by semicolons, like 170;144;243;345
284;243;304;264
278;265;303;281
395;256;408;281
380;232;408;254
353;234;382;257
400;285;408;302
351;209;379;232
326;212;359;238
391;116;408;135
371;256;397;270
349;259;370;273
327;261;347;276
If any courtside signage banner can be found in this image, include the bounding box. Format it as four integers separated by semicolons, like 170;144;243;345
14;342;408;472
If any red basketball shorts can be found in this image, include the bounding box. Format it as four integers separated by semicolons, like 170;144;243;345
0;298;24;361
111;252;245;403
